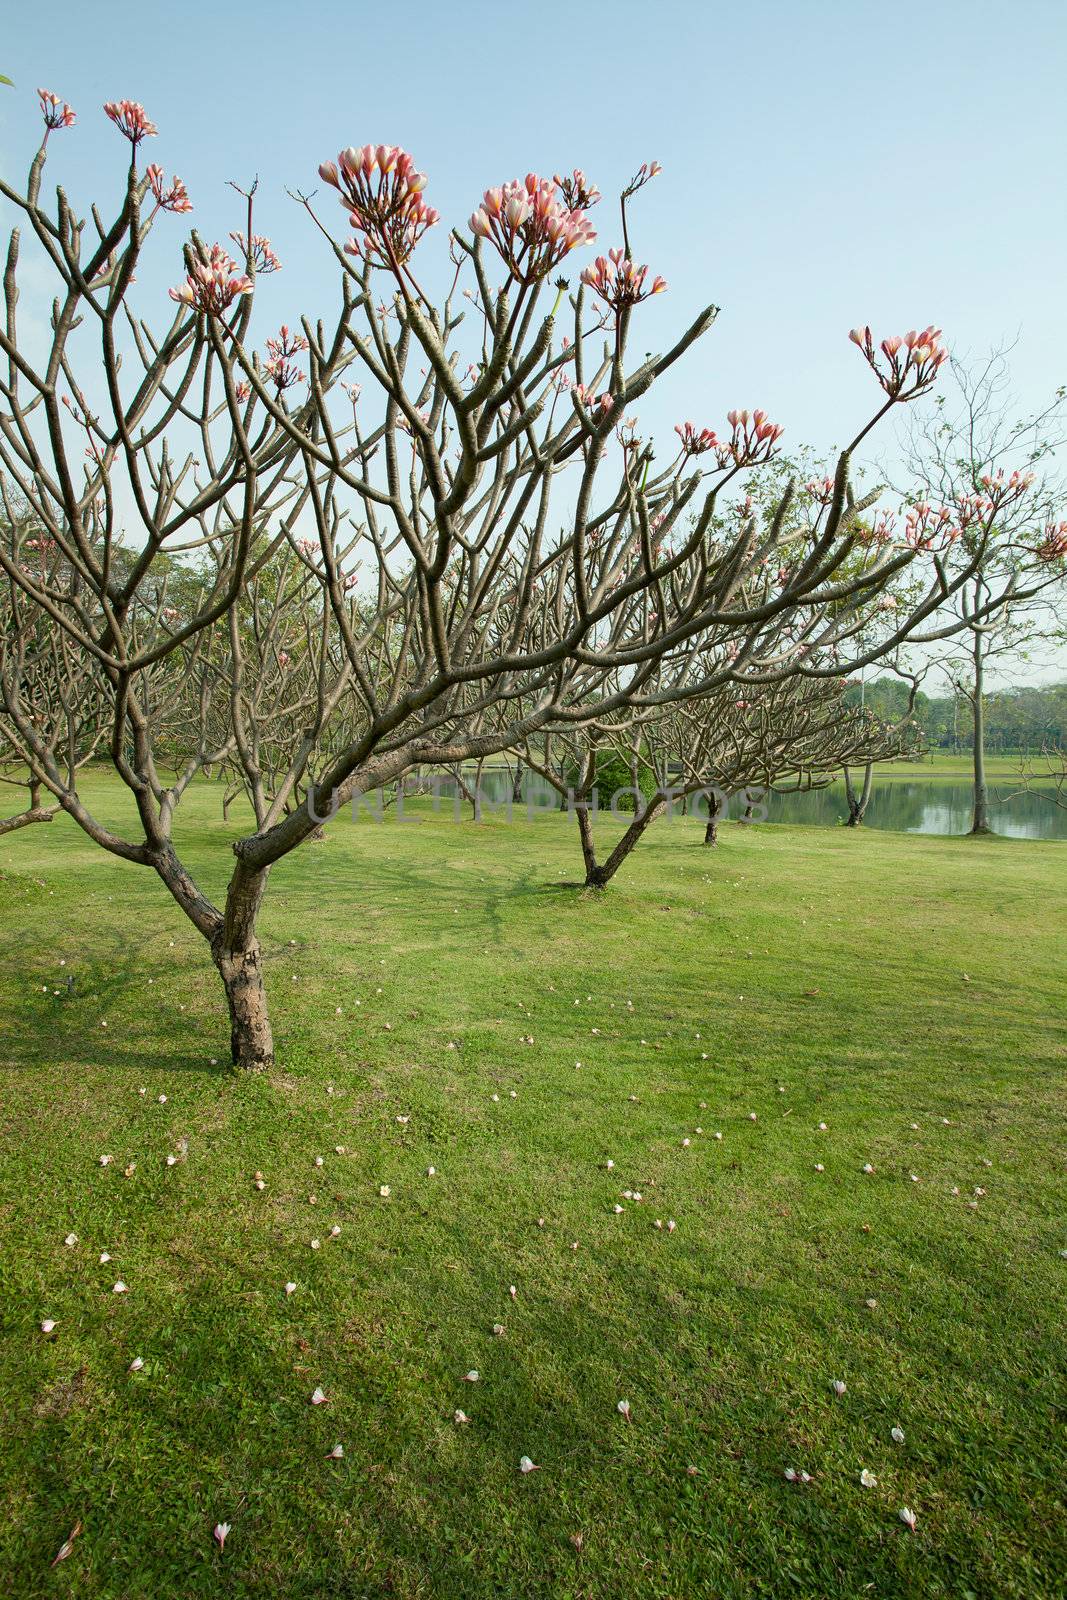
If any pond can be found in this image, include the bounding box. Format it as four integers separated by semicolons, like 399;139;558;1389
764;779;1067;840
432;770;1067;841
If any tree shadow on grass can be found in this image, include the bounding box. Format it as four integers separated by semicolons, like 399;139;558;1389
0;923;233;1078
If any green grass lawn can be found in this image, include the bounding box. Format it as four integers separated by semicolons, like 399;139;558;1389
864;754;1030;784
1;777;1065;1599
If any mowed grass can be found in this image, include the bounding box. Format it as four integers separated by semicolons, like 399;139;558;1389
0;775;1065;1600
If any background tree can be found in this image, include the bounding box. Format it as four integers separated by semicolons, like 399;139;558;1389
900;348;1067;832
519;669;918;886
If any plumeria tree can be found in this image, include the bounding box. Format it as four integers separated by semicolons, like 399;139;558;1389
0;93;1040;1067
517;670;918;886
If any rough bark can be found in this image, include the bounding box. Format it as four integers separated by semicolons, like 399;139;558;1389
213;862;274;1069
213;940;274;1071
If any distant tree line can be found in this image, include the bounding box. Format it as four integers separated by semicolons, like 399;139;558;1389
844;677;1067;754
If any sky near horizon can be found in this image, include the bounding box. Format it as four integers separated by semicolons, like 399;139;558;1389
2;0;1066;681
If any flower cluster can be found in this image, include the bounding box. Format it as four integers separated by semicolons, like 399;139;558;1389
855;511;896;547
147;165;192;215
904;502;959;552
38;89;75;132
622;160;663;198
675;422;719;457
580;248;666;311
978;467;1034;508
849;325;948;399
805;476;835;506
319;145;438;268
573;384;614;416
103;100;158;145
1035;520;1067;563
554;169;601;210
724;408;784;467
469;175;596;286
263;325;310;392
169;244;253;317
229;232;282;274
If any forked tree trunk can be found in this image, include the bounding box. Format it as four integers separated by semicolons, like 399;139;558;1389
575;794;665;887
150;842;275;1071
843;762;874;827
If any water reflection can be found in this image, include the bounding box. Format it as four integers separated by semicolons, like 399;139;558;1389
432;770;1066;841
762;781;1064;839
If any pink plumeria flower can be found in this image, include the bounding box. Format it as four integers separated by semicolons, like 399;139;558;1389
38;89;76;132
320;144;438;269
849;324;948;401
469;173;595;285
170;243;253;317
146;165;192;214
103;99;157;144
580;247;666;313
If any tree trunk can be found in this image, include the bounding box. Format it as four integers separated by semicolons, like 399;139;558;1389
577;795;664;887
703;792;722;845
574;798;601;884
970;631;991;835
213;864;274;1069
214;942;273;1069
843;762;874;827
510;760;524;805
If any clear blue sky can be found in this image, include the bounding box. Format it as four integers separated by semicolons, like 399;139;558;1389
3;0;1066;690
3;0;1064;459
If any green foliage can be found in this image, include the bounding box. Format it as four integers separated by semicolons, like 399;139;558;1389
845;675;1067;753
565;746;657;811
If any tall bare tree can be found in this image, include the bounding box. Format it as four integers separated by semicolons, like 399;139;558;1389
900;348;1067;833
